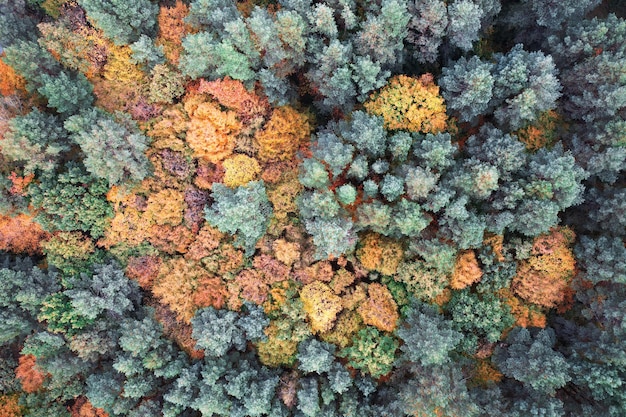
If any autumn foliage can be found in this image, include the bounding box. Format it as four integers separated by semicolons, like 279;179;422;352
254;106;311;161
357;283;399;332
15;354;47;393
356;233;404;276
364;74;447;133
512;227;577;308
449;250;483;290
0;394;23;417
0;214;49;255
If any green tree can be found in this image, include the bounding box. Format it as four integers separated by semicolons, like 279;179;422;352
28;163;113;238
204;181;273;256
64;109;152;185
78;0;158;45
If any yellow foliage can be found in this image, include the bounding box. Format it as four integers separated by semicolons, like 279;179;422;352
364;74;447;133
99;208;151;249
146;105;189;151
300;281;343;334
450;250;483;290
267;170;302;220
320;310;363;349
272;239;301;266
153;258;207;323
357;283;399;332
103;44;146;84
185;99;240;162
144;188;185;226
341;284;367;311
222;154;261;187
330;268;355;295
256;322;298;367
356;233;404;275
255;106;311;161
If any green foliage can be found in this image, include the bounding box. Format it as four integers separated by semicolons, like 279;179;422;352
28;163;113;238
493;327;571;394
1;108;69;174
191;304;269;357
204;181;273;256
2;40;61;91
78;0;158;45
38;71;94;116
64;262;140;321
446;290;515;348
64;109;152;185
38;293;95;336
338;327;398;378
297;338;336;374
396;301;462;366
575;236;626;284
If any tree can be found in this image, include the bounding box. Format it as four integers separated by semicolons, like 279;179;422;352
493;327;570;395
64;109;152;185
364;74;447;133
28;163;113;238
439;56;494;124
204;181;273;256
78;0;158;45
338;327;398;378
38;71;94;116
396;301;462;367
0;108;69;174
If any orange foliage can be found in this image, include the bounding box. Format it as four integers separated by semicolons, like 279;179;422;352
152;302;204;360
0;394;23;417
472;360;503;386
512;227;577;308
186;224;224;261
70;397;109;417
153;258;208;323
0;56;26;96
514;110;559;152
194;160;224;190
254;106;311;161
450;250;483;290
300;281;343;333
198;77;271;126
357;283;399;332
253;254;291;284
144;188;186;226
7;172;34;196
192;276;228;310
294;261;334;285
267;170;302;220
272;239;301;266
222;154;261;187
364;74;447;133
433;288;452;307
157;0;192;64
125;255;162;289
503;292;547;328
483;233;505;262
234;269;269;305
0;214;49;255
148;224;194;254
15;355;47;393
356;233;404;276
185;98;240;162
340;283;367;311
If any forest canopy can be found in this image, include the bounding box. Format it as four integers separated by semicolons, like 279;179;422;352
0;0;625;416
